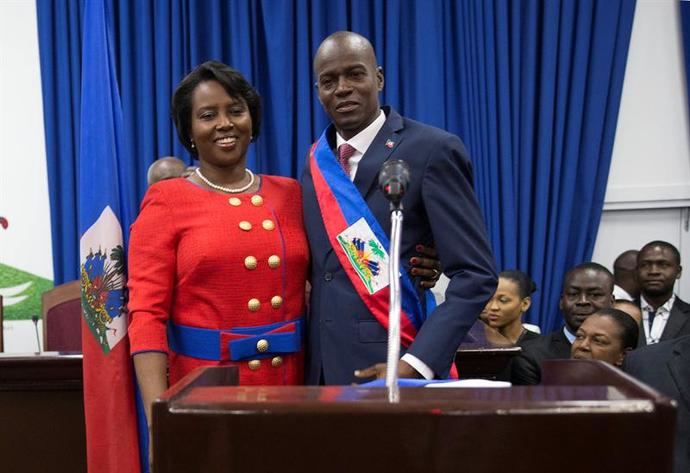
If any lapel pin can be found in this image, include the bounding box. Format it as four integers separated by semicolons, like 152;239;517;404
385;139;395;149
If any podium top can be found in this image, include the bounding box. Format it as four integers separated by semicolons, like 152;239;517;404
159;359;671;415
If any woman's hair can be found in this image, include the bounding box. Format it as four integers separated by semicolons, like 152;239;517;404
171;61;262;156
499;270;537;299
590;308;639;350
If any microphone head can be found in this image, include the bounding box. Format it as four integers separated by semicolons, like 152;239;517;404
379;159;410;205
31;315;39;324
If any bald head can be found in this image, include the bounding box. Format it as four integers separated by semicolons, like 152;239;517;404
313;31;384;139
147;157;187;186
614;250;639;274
313;32;377;74
613;249;640;299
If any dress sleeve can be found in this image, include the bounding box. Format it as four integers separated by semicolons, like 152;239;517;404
127;185;177;355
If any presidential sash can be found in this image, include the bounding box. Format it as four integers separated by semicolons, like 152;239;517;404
309;130;434;347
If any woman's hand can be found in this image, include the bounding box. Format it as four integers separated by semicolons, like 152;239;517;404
409;244;442;289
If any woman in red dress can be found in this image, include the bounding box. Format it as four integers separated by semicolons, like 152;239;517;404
127;61;309;427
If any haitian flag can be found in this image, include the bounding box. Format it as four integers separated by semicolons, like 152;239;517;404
78;0;144;471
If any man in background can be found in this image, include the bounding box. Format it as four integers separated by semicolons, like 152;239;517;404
612;249;639;301
637;240;690;345
510;262;615;385
625;335;690;473
146;156;194;186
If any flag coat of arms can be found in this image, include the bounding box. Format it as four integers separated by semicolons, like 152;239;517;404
78;1;144;471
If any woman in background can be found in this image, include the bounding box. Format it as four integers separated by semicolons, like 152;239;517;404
571;308;639;366
482;270;540;345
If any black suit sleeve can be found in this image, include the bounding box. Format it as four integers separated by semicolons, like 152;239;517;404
510;352;542;385
405;132;497;377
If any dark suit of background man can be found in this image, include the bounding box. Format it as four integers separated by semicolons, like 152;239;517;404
637;241;690;346
511;263;615;385
301;31;497;385
624;335;690;473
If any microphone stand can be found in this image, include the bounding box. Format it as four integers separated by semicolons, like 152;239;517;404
385;202;403;403
379;159;410;404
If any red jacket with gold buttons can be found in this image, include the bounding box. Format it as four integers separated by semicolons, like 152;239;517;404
128;176;309;386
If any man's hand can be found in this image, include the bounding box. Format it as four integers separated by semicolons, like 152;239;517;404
354;360;423;380
409;244;442;289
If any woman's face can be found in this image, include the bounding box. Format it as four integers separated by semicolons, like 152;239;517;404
483;278;529;329
571;315;627;367
189;80;253;169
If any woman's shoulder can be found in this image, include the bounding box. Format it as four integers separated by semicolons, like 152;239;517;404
140;178;198;209
260;174;301;191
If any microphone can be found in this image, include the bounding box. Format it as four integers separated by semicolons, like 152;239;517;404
378;159;410;208
31;315;41;353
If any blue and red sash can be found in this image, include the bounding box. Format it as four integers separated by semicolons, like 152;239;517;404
309;130;434;347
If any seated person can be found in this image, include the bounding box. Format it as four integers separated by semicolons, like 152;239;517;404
571;308;639;367
482;270;540;345
510;262;614;385
614;299;642;325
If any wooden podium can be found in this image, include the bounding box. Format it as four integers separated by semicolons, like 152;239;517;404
153;360;676;473
0;352;86;472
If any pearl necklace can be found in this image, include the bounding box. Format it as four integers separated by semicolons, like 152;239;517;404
195;168;255;194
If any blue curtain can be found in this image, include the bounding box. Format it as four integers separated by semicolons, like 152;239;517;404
36;0;635;332
452;0;636;332
681;1;690;119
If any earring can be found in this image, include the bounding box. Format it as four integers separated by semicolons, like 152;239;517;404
191;141;195;149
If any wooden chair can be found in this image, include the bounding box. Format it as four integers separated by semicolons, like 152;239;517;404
42;280;82;352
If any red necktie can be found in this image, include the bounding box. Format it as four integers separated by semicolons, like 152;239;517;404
337;143;356;177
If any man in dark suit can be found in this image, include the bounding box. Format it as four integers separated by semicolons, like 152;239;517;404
301;31;497;385
624;335;690;473
510;263;615;385
637;241;690;346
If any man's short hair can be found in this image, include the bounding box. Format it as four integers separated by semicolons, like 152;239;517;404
639;240;681;265
563;262;614;290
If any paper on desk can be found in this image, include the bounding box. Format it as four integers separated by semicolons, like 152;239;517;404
425;379;511;388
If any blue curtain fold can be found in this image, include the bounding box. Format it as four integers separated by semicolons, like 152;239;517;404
453;0;636;331
36;0;635;332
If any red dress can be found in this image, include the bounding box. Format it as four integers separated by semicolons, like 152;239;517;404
127;176;309;386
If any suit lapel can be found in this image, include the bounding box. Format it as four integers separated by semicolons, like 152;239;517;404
661;298;690;341
353;107;405;199
668;336;690;410
552;329;572;358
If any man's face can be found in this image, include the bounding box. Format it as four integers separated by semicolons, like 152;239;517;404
637;246;682;298
314;39;384;140
560;269;614;333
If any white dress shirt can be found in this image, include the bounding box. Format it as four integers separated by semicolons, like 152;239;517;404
613;284;635;302
335;110;385;180
640;294;675;344
335;109;434;380
563;325;576;345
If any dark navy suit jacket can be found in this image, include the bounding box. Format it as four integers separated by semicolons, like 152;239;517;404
639;296;690;347
301;107;497;385
509;328;572;385
624;335;690;473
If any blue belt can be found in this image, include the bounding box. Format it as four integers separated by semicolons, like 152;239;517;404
167;317;304;361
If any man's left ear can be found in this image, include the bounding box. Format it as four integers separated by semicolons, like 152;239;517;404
376;66;384;91
677;265;683;280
